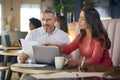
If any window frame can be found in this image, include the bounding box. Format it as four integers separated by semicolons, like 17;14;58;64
20;3;40;32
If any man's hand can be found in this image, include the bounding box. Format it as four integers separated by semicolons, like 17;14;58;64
42;42;58;46
18;52;29;63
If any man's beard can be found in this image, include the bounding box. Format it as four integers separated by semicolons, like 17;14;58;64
43;25;52;33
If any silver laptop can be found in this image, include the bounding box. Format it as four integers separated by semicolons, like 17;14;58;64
33;45;61;65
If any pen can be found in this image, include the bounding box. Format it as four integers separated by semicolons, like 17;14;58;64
76;56;86;79
79;56;85;72
81;56;85;68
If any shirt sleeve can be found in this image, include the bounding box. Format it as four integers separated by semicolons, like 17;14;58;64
25;31;33;40
88;40;105;64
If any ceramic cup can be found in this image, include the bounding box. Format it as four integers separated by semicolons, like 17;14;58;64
55;56;65;70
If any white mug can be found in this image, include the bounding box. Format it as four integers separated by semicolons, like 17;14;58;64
55;56;65;70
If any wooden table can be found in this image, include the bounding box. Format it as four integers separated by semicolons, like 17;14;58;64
0;49;21;80
11;63;78;74
0;66;9;70
11;63;120;80
11;63;79;80
0;50;19;56
0;46;21;51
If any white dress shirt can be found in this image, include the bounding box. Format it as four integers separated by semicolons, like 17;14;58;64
25;27;70;45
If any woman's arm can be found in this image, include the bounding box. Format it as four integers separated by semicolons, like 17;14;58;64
43;34;81;55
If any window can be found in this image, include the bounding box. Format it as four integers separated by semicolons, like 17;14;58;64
20;4;40;32
95;7;111;20
0;4;1;34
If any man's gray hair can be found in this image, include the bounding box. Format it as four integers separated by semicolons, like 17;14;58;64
41;7;56;16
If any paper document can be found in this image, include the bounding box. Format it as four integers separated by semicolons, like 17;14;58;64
71;72;104;78
31;72;104;79
12;63;47;68
31;72;75;79
20;39;39;59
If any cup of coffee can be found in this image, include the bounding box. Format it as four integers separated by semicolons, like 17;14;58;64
55;56;65;70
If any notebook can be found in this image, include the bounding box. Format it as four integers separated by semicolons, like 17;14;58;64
33;45;61;65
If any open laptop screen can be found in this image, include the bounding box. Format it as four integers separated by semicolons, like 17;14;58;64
1;31;27;47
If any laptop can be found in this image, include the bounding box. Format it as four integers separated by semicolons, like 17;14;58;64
33;45;61;65
1;31;28;47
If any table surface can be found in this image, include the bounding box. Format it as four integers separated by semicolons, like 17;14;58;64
11;63;120;80
0;66;9;70
0;45;21;51
0;49;21;80
11;63;79;74
0;50;21;56
28;75;118;80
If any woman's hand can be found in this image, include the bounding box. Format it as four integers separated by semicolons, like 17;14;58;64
67;58;80;67
103;66;120;78
18;52;29;63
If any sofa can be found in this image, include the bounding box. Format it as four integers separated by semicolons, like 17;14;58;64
102;19;120;66
69;19;120;66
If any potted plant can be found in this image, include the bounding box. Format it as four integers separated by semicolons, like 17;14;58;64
54;0;74;16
